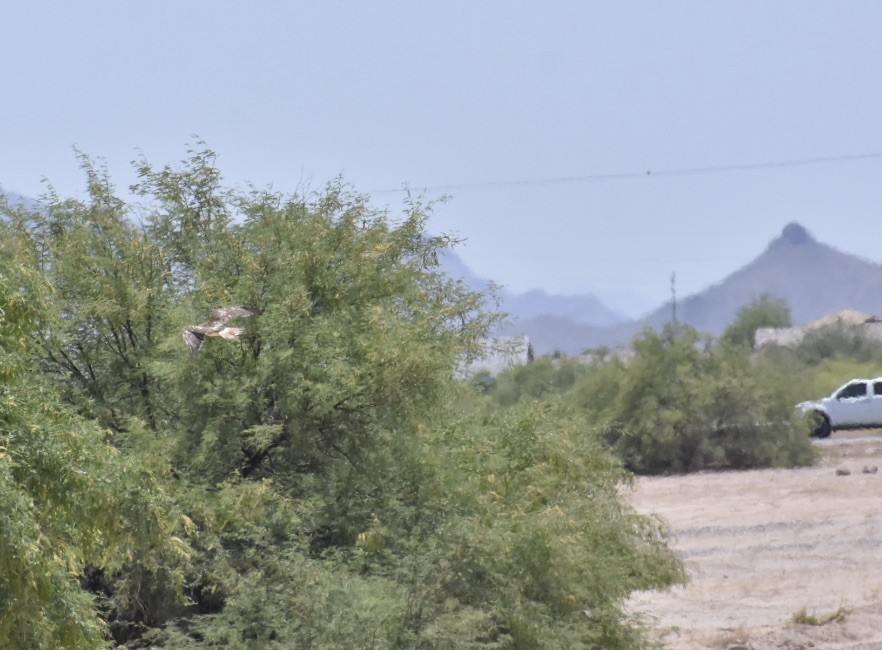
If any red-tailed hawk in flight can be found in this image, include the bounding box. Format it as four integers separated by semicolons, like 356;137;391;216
183;306;257;355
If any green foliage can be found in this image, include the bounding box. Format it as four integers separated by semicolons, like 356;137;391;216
569;325;814;475
757;322;882;401
804;356;882;398
423;398;685;648
795;323;882;366
721;293;791;348
1;146;686;648
147;395;685;649
491;357;585;406
4;157;177;432
0;228;186;649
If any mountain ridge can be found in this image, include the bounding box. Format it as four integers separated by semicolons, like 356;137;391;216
439;249;626;327
497;222;882;354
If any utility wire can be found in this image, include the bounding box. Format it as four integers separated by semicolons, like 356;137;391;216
370;152;882;195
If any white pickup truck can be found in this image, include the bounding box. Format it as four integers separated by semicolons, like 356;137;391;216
798;378;882;438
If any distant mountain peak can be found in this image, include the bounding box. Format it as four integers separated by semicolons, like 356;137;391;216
444;224;882;355
779;222;813;245
437;249;626;328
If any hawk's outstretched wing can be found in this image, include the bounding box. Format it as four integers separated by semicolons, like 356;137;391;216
183;306;258;355
207;306;258;327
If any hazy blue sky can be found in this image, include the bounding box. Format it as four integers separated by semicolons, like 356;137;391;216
3;2;882;316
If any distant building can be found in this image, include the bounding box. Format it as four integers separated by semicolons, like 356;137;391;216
457;335;534;378
755;309;882;348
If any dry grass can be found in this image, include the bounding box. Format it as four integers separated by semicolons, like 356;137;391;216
792;606;849;626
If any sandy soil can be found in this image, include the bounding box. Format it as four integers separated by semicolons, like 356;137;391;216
626;431;882;649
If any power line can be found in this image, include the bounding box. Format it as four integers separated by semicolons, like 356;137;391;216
370;151;882;195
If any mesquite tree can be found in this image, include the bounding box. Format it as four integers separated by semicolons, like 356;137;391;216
2;148;684;648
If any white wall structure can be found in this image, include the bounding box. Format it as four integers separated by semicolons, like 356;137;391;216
755;310;882;348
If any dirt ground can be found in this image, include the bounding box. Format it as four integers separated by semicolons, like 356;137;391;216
626;431;882;649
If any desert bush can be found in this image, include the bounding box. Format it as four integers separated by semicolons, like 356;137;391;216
147;394;685;648
795;323;882;366
491;356;585;406
569;325;814;474
420;397;686;648
792;606;849;626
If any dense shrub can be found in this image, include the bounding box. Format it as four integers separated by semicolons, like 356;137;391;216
422;397;686;648
146;395;685;648
569;325;814;475
796;323;882;366
491;357;585;406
